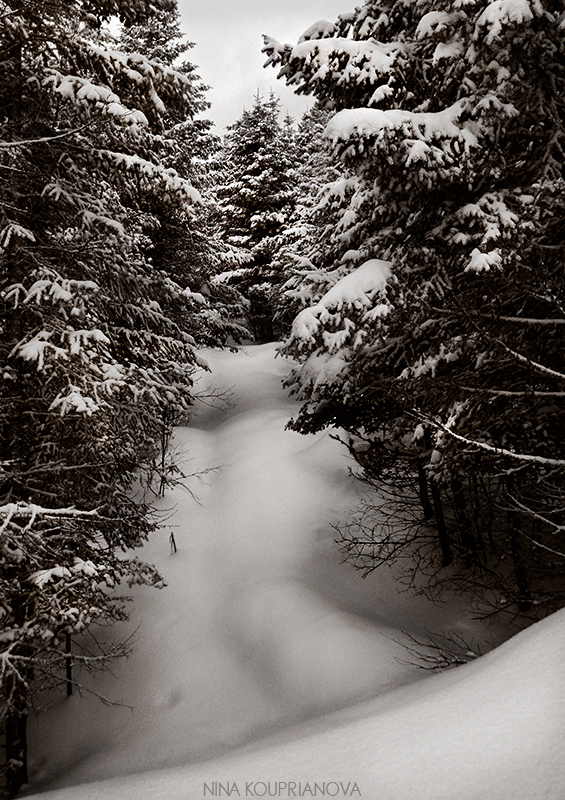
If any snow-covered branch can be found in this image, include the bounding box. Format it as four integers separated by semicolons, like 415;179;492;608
0;122;98;150
0;502;99;524
420;416;565;467
499;342;565;382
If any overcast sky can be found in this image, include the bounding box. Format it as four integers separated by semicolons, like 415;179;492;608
176;0;350;132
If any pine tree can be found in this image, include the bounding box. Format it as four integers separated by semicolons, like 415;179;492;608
214;92;298;341
0;0;211;791
270;104;342;338
265;2;565;618
117;7;246;348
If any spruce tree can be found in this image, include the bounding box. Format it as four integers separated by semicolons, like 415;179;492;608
0;0;212;791
265;1;565;618
214;92;298;340
117;9;245;348
270;104;342;338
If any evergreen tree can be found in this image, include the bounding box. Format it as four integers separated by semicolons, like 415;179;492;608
270;103;343;338
265;2;565;618
214;92;298;341
117;8;246;348
0;0;213;791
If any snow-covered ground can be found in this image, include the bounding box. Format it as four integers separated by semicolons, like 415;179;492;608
25;344;565;799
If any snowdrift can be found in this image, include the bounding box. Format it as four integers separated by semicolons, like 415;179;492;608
29;606;565;799
25;345;565;800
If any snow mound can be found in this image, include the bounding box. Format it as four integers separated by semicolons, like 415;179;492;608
25;345;565;800
29;607;565;799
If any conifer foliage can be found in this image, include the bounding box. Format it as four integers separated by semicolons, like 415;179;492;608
116;4;244;351
269;104;341;339
0;0;209;792
265;2;565;616
214;93;298;341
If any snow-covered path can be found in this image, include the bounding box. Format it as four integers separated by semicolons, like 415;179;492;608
26;345;565;799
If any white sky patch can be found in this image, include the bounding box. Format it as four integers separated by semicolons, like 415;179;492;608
177;0;349;131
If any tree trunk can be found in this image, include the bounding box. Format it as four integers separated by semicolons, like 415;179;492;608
416;460;434;520
508;509;532;611
423;430;452;566
5;689;28;798
66;634;73;697
451;478;479;563
429;479;453;567
505;478;532;611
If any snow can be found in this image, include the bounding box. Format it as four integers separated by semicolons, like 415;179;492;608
0;222;36;249
416;11;462;39
24;345;565;800
475;0;542;45
465;247;503;272
291;259;392;344
31;566;72;589
432;40;465;63
290;38;398;83
110;152;202;207
67;329;109;355
45;71;149;128
298;20;337;44
324;103;478;150
15;331;68;370
401;342;462;380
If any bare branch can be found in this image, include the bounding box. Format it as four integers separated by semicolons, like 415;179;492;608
505;492;565;534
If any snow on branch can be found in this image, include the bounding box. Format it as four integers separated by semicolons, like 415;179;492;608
416;10;465;39
325;101;478;151
262;35;292;68
0;122;96;150
85;42;195;96
420;416;565;467
0;503;99;535
505;494;565;535
0;223;35;250
104;150;201;208
291;259;392;345
474;0;544;46
499;342;565;382
293;37;398;89
498;316;565;325
298;20;337;44
44;71;149;128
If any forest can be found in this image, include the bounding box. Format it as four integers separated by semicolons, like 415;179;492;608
1;0;564;797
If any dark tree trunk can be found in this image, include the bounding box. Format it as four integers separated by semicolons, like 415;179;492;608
5;689;28;798
451;478;479;563
429;479;453;567
66;634;73;697
416;460;434;520
508;509;532;611
505;478;532;611
423;430;452;566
